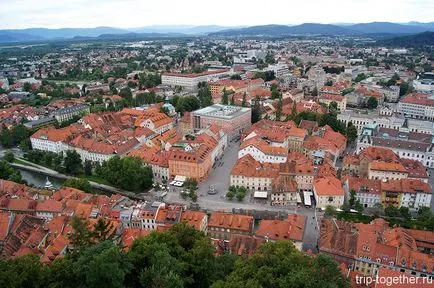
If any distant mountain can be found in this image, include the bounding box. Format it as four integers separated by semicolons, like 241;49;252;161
210;23;357;36
0;31;44;43
0;27;128;43
71;32;187;41
406;21;434;29
377;31;434;47
347;22;433;34
132;25;240;35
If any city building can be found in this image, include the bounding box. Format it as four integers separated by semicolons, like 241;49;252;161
313;176;345;208
238;137;288;164
397;93;434;120
320;218;433;278
342;176;382;208
318;93;347;111
357;125;434;168
51;104;90;123
230;155;280;191
208;212;254;240
381;179;432;209
191;104;251;140
255;214;306;250
161;69;230;91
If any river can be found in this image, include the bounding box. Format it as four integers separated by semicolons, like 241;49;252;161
19;169;64;189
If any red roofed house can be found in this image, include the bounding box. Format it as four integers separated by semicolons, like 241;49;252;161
313;176;345;208
255;214;306;250
208;212;254;240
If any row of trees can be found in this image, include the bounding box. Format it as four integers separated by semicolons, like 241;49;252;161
0;222;350;288
0;160;22;183
24;150;83;176
226;185;247;201
0;124;31;150
24;150;153;192
94;156;153;192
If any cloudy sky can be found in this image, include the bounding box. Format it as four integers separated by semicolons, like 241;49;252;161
0;0;433;29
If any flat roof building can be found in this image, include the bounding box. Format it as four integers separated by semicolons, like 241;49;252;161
191;104;251;140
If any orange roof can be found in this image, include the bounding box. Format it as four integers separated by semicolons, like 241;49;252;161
359;147;400;162
121;228;152;251
400;93;434;106
343;176;381;195
36;199;62;213
255;214;306;242
31;125;77;142
208;212;253;232
41;234;69;263
0;211;10;241
381;179;432;194
169;144;212;164
240;137;288;156
369;160;407;173
74;203;93;218
314;176;344;196
180;210;207;231
320;93;345;102
343;155;360;166
231;155;280;178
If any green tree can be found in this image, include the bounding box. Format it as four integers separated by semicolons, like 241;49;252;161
4;151;14;163
349;189;357;207
354;73;368;83
324;79;333;86
69;216;94;249
63;150;83;175
366;96;378;109
385;205;400;218
324;205;336;218
329;101;338;114
230;74;242;80
96;156;153;192
241;93;247;107
265;52;275;64
0;160;22;183
93;218;115;242
226;190;235;201
311;86;318;96
212;241;350;288
64;178;92;193
23;82;32;92
346;122;358;144
197;84;213;108
221;88;229;105
84;159;93;176
251;96;261;124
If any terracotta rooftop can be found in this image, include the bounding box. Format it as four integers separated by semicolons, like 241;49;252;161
208;211;254;232
180;210;207;231
314;176;344;196
255;214;306;242
231;155;280;178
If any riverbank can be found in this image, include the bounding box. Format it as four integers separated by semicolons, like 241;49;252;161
11;159;143;200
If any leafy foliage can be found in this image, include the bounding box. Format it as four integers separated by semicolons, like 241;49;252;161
64;178;92;193
212;241;350;288
95;156;153;192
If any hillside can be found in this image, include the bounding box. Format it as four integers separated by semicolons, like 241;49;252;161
348;22;432;34
210;23;357;36
377;31;434;47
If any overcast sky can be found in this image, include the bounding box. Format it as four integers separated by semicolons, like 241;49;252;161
0;0;433;29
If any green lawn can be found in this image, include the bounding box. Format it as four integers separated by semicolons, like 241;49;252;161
82;175;111;186
13;158;38;168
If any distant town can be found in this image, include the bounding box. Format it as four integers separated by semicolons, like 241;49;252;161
0;31;433;287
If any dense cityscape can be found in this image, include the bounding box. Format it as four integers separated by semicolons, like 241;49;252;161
0;5;434;287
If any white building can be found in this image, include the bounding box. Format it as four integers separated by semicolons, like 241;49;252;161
238;138;287;164
312;176;345;209
397;93;434;120
161;69;230;91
